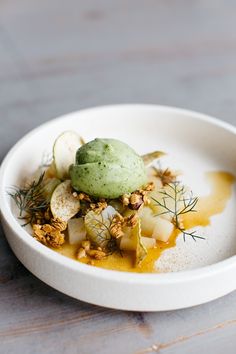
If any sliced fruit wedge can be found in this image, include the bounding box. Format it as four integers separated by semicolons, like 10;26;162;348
84;206;117;248
53;131;81;180
142;151;166;166
132;219;147;266
50;180;80;222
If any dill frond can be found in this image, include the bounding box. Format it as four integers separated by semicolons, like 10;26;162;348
152;181;205;241
8;173;49;226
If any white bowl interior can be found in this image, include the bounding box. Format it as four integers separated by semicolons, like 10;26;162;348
2;105;236;272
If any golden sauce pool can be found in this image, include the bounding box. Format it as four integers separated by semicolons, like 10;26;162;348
56;171;235;273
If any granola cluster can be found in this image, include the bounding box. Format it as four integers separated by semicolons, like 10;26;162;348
77;240;106;260
109;213;138;239
33;218;67;248
109;214;124;239
74;183;155;214
73;191;108;213
121;182;154;210
154;168;180;186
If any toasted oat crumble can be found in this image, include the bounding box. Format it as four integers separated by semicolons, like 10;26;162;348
154;168;180;186
77;248;86;259
121;182;154;210
110;214;124;238
87;249;106;260
32;218;66;248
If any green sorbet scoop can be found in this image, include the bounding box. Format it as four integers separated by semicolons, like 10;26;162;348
69;138;147;198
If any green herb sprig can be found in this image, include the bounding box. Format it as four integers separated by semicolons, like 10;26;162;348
8;173;48;226
152;181;205;241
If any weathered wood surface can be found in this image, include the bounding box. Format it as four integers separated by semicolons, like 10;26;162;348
0;1;236;353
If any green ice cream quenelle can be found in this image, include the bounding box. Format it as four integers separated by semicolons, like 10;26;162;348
70;138;147;198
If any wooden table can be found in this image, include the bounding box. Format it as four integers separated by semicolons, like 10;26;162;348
1;1;236;353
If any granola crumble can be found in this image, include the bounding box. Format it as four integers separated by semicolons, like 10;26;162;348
77;247;86;259
124;213;138;228
87;249;106;260
121;182;154;210
81;240;91;252
110;214;124;238
154;168;180;186
32;218;66;248
90;200;107;212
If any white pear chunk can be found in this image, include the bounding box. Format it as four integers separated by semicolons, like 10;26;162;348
152;217;174;242
141;236;156;249
101;205;117;220
68;218;86;245
139;207;156;236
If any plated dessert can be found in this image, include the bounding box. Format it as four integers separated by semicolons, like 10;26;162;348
10;131;235;273
2;104;236;310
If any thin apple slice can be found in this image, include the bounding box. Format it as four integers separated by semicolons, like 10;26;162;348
50;180;80;222
53;131;81;180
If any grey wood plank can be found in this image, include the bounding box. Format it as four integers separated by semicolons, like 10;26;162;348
0;1;236;353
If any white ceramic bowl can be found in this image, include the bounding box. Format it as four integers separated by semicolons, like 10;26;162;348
0;105;236;311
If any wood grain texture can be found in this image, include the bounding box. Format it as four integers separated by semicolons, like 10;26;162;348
0;1;236;353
